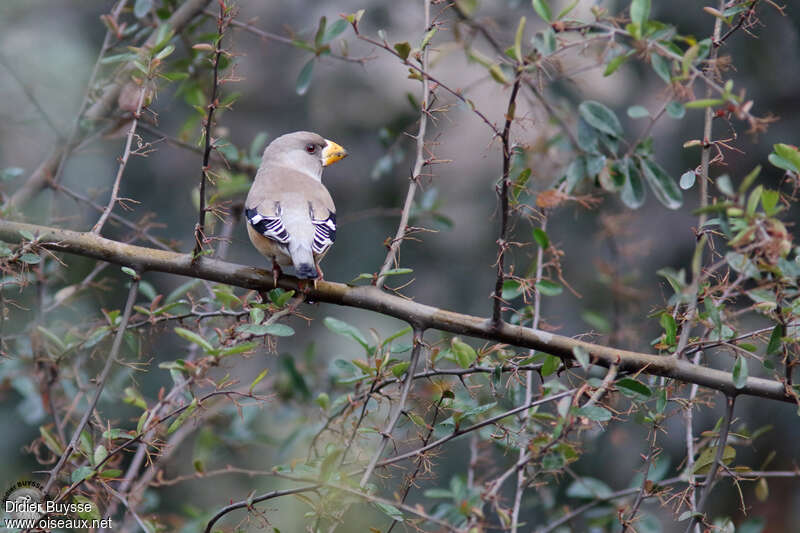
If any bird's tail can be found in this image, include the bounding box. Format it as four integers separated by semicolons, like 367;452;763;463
289;242;318;279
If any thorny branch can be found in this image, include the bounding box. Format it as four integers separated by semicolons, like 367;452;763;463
91;85;148;235
194;1;231;256
492;75;522;324
0;218;793;404
376;0;433;289
42;277;140;495
685;394;737;533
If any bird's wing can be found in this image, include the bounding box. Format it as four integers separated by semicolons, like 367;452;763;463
244;206;290;244
245;166;336;255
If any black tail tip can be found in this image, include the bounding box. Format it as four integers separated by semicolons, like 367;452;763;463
296;263;319;279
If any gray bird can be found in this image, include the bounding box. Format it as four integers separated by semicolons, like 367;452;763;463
244;131;347;283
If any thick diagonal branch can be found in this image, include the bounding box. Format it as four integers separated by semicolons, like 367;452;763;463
0;218;792;403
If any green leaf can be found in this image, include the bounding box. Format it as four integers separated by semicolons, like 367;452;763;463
133;0;152;19
249;368;269;394
616;378;652;400
640;158;683;209
732;355;748;389
71;466;95;484
533;228;549;248
692;445;736;474
452;338;477;369
322;19;348;44
93;444;108;466
579;100;623;137
315;392;330;409
630;0;651;30
572;346;589;369
666;101;685;119
684;98;724;109
535;280;562;296
323;317;369;351
618;157;645;209
383;268;413;277
542;354;560;377
650;53;672;83
502;280;524;300
236;323;295;337
566;477;613;499
514;16;526;62
394;41;411;60
574;405;612;421
174;327;214;352
766;324;784;355
660;312;677;346
771;143;800;173
679;170;696;190
420;27;437;50
746;185;762;216
20;253;41;264
165;279;201;304
121;266;138;278
168;398;198;434
373;501;403;522
37;325;67;352
296;59;314;96
532;0;552;22
314;16;327;47
391;361;411;378
604;51;633;76
739;165;761;194
556;0;580;20
627;105;650;118
155;43;175;60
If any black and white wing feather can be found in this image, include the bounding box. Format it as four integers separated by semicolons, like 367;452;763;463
245;207;290;244
311;212;336;255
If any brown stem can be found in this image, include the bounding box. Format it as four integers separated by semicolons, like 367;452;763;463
42;277;139;495
0;218;793;403
92;85;148;235
492;76;522;324
359;327;425;487
376;0;432;288
193;2;227;256
685;395;736;532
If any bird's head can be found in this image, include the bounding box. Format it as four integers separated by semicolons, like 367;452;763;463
263;131;348;181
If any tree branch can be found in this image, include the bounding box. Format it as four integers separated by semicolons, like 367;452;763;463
0;218;793;403
492;76;522;324
375;0;432;289
42;276;140;495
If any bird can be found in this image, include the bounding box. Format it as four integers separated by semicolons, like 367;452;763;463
244;131;347;285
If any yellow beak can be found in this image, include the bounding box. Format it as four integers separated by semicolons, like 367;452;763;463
322;139;348;166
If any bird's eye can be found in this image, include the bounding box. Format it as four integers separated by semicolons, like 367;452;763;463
305;143;317;154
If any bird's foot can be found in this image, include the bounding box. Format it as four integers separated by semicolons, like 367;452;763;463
272;262;283;288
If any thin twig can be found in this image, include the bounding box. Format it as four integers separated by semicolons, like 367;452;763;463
193;2;229;256
91;86;148;235
621;423;660;531
685;394;736;533
511;217;547;532
492;75;522;324
0;218;794;403
42;277;139;495
674;0;727;358
365;389;576;473
376;0;432;289
203;485;322;533
359;327;425;487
